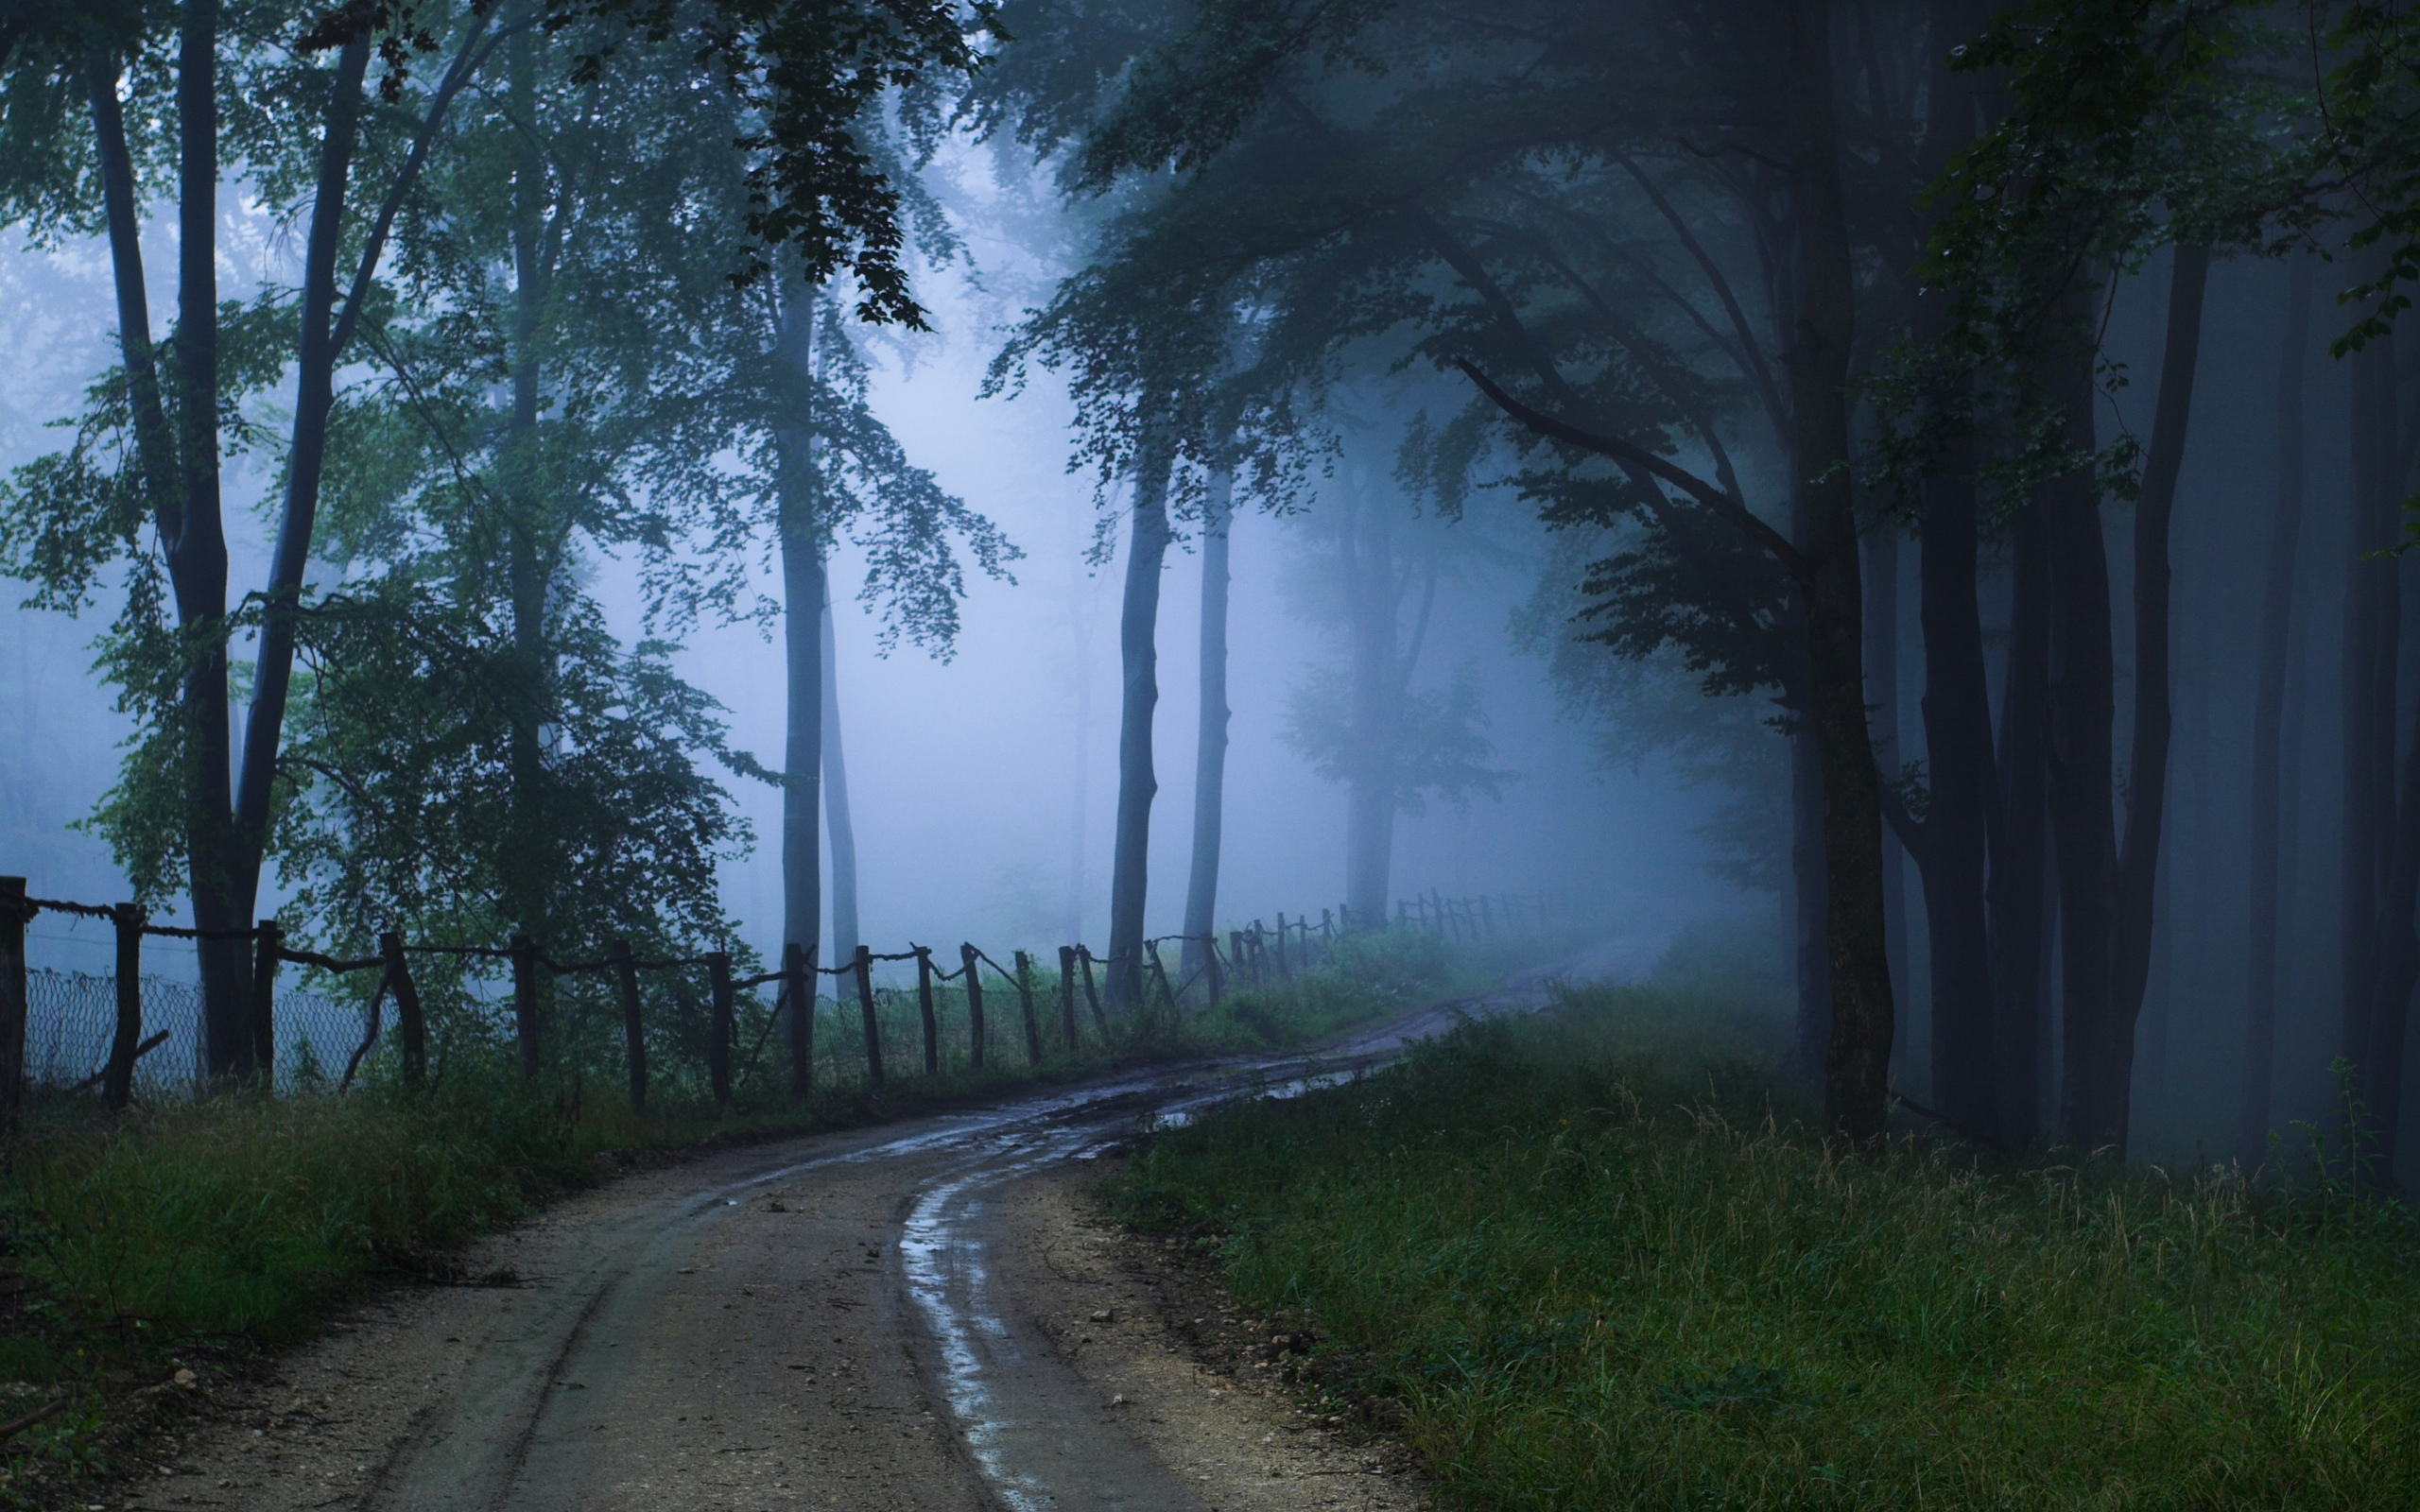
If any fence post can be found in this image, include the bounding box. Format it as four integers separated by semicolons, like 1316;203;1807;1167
377;932;428;1092
1057;946;1080;1049
960;944;986;1071
1078;946;1106;1036
106;903;144;1111
785;942;814;1096
251;919;281;1088
916;947;940;1074
1144;939;1176;1014
511;935;542;1079
854;945;884;1089
1015;950;1043;1063
609;937;646;1114
1228;931;1245;989
0;878;27;1126
1276;913;1293;979
707;951;735;1108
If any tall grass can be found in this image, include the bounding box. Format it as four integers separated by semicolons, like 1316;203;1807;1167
1107;980;2420;1510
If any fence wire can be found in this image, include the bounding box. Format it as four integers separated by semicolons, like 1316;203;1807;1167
24;970;366;1098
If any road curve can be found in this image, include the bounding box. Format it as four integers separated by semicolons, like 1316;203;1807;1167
121;942;1645;1512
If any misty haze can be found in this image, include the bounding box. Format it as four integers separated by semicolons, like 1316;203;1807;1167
2;0;2418;1506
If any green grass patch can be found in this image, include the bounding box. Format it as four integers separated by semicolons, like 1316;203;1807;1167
1105;974;2420;1510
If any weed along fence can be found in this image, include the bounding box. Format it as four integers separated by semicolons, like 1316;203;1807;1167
0;873;1562;1120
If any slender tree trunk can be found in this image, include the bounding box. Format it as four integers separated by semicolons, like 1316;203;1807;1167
2342;321;2399;1097
776;284;825;971
1787;0;1894;1140
501;24;552;955
1181;470;1234;984
1106;428;1176;1010
1991;496;2052;1145
2239;254;2312;1163
175;0;248;1070
1789;733;1830;1074
2356;324;2415;1182
2096;242;2207;1155
1867;532;1910;1088
1343;487;1401;925
822;587;860;965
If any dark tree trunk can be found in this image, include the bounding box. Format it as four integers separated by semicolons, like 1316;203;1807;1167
1787;0;1894;1140
1342;487;1404;926
1106;430;1176;1011
2098;243;2208;1156
776;285;825;971
1181;471;1234;985
1866;530;1910;1044
1789;732;1830;1074
2238;255;2312;1164
822;588;860;965
2342;325;2399;1093
1991;495;2053;1146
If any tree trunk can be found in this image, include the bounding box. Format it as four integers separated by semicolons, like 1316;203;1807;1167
1106;428;1176;1011
1789;732;1830;1074
1342;486;1400;926
1991;493;2052;1145
2096;242;2207;1155
1866;530;1910;1056
1786;0;1894;1141
822;587;860;965
2342;319;2399;1098
776;284;825;971
1181;470;1234;985
2238;254;2312;1163
501;24;552;960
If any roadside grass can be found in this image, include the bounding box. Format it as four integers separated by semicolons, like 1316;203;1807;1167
1105;963;2420;1510
0;919;1539;1500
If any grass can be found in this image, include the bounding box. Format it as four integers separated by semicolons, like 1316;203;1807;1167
1104;954;2420;1510
0;919;1537;1503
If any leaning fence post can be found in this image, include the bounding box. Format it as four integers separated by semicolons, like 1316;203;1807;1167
1057;946;1080;1049
1014;950;1043;1064
106;903;144;1111
378;932;428;1092
854;945;885;1088
510;935;542;1079
916;947;940;1074
251;919;282;1089
1144;939;1176;1015
607;937;646;1114
961;944;986;1071
785;942;814;1096
707;951;735;1108
1078;946;1106;1036
1;878;28;1126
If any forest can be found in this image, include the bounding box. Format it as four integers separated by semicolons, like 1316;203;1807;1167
6;0;2420;1504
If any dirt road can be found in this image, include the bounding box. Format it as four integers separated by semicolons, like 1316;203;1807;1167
118;945;1645;1512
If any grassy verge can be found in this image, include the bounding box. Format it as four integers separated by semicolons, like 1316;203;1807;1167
0;920;1547;1503
1105;958;2420;1510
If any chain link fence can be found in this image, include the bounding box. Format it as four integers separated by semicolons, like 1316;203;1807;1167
24;970;369;1097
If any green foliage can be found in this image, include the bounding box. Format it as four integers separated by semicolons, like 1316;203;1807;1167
1108;981;2420;1509
1283;663;1509;817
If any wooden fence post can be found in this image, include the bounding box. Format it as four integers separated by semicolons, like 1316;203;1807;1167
1276;913;1293;979
854;945;884;1089
1014;950;1043;1063
106;903;144;1111
510;935;542;1079
1057;946;1080;1049
916;947;940;1074
0;878;24;1126
961;944;986;1071
1078;947;1107;1036
707;952;735;1108
1144;939;1176;1014
251;919;282;1087
377;932;428;1092
608;937;646;1114
785;942;814;1096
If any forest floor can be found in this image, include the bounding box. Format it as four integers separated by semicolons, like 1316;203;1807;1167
1111;978;2420;1510
0;936;1638;1510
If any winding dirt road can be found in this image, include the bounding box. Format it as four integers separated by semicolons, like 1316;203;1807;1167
118;944;1646;1512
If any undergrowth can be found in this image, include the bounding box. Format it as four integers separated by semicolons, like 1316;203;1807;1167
1106;964;2420;1510
0;919;1536;1500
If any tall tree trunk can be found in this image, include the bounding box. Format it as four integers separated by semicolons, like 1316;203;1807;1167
501;23;551;954
2354;323;2416;1183
822;587;860;965
1787;0;1894;1140
2095;242;2208;1155
1866;530;1910;1072
1991;495;2052;1145
1343;486;1402;926
1789;734;1830;1073
176;0;247;1070
1181;470;1234;985
776;284;825;973
2238;254;2312;1163
1106;429;1176;1011
2342;321;2399;1099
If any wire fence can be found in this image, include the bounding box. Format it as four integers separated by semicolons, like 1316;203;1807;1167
0;876;1575;1120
